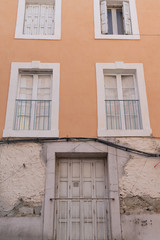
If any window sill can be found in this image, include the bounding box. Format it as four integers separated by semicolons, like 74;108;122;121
15;34;61;40
3;129;59;138
98;129;152;137
95;34;140;40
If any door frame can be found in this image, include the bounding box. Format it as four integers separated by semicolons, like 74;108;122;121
42;141;123;240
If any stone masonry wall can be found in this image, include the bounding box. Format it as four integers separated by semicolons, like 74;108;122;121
0;143;45;217
116;138;160;215
0;138;160;218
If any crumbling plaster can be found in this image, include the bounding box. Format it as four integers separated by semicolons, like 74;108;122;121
0;143;45;215
0;137;160;217
115;137;160;214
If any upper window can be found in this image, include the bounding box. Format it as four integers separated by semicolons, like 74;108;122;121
3;62;60;138
96;62;152;136
15;0;61;39
94;0;140;39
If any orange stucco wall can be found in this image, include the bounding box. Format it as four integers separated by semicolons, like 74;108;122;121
0;0;160;138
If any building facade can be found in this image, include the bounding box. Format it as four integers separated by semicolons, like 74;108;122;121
0;0;160;239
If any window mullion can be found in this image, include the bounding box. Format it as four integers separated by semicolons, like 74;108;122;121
117;75;125;130
112;9;118;35
30;74;38;130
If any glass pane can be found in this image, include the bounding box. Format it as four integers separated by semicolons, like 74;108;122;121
104;75;118;99
116;9;124;34
105;101;121;129
107;9;113;34
37;75;51;100
14;100;32;130
122;75;136;100
19;75;33;99
35;101;50;130
123;100;141;130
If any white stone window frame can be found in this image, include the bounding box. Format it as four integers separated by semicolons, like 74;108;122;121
3;61;60;138
15;0;61;40
94;0;140;39
96;62;152;137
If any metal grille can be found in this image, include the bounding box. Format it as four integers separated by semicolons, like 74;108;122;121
14;99;51;130
53;198;112;240
105;100;142;130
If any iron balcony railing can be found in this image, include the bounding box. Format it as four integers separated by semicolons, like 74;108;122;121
52;198;111;240
14;99;51;130
105;100;142;130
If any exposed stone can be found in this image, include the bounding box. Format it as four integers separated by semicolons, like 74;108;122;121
0;143;45;215
120;195;160;214
19;207;33;216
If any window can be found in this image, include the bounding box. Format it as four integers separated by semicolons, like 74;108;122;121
94;0;140;39
15;0;61;39
104;74;142;130
96;62;152;136
24;3;55;36
3;62;60;138
15;71;52;131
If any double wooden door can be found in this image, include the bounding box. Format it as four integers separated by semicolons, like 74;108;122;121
54;159;110;240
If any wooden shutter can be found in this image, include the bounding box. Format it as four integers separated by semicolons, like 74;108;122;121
100;0;108;34
40;5;54;35
40;5;47;35
24;5;33;35
46;6;55;35
32;5;40;35
122;1;132;35
24;5;40;35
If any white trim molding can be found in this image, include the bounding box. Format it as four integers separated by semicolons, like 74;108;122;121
3;61;60;138
94;0;140;39
96;62;152;137
15;0;61;40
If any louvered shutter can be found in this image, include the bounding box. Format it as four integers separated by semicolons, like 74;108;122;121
46;6;55;35
24;5;33;35
24;5;40;35
40;5;47;35
32;5;40;35
100;0;108;34
122;1;132;35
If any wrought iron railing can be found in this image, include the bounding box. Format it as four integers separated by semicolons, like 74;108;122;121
52;198;112;240
14;99;51;130
105;100;142;130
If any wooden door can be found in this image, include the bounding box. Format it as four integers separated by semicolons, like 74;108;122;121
54;159;110;240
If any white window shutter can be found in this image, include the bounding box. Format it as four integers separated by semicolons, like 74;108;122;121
24;5;33;35
39;5;54;35
32;5;40;35
123;1;132;35
24;5;40;35
46;6;55;35
100;0;108;34
40;5;47;35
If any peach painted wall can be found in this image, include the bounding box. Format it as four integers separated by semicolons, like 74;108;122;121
0;0;160;138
